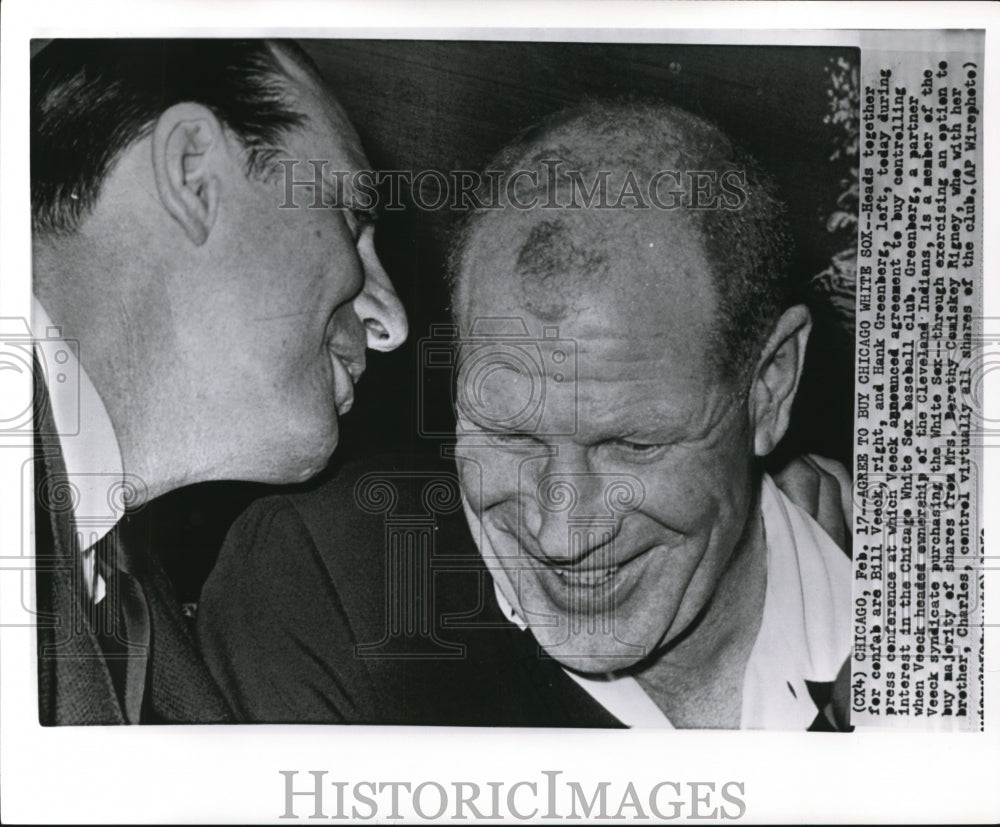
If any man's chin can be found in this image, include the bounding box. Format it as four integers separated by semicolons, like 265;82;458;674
532;627;652;675
263;422;340;483
297;432;340;480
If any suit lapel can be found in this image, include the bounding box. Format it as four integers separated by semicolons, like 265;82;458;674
141;544;233;723
34;371;125;725
34;362;232;724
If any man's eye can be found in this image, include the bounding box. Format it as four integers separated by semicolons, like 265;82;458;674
347;205;377;239
487;431;537;448
340;210;362;243
322;192;377;242
610;439;667;459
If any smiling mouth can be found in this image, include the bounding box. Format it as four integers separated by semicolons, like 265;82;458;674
553;566;619;587
537;542;662;602
533;560;628;617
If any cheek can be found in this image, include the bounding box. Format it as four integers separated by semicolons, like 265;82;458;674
659;450;756;581
454;443;525;506
280;206;364;296
630;451;755;592
453;447;497;514
659;427;755;521
637;463;731;535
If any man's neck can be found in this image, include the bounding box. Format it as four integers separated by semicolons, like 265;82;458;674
632;498;769;729
35;257;178;505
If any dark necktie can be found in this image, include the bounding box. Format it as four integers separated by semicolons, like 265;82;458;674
90;523;150;723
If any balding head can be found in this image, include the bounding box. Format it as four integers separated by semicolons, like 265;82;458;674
449;100;794;383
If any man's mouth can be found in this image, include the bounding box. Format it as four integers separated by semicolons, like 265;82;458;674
552;565;619;588
534;543;660;607
328;350;357;416
486;516;664;611
531;558;632;617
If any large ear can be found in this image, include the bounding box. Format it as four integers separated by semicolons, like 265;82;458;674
151;103;225;245
749;304;812;457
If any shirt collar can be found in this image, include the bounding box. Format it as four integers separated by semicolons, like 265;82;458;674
739;473;852;729
492;578;527;631
33;297;126;550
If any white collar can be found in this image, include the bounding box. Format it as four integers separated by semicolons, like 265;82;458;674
740;473;852;728
486;473;851;728
33;298;126;597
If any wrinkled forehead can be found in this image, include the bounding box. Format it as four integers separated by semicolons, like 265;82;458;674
456;208;719;342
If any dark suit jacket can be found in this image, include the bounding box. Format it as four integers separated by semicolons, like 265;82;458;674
197;454;622;727
34;375;232;725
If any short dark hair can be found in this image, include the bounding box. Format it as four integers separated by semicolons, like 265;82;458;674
448;100;794;383
31;39;319;236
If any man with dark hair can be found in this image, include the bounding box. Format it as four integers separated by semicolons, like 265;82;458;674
31;39;407;724
448;101;851;728
197;100;850;729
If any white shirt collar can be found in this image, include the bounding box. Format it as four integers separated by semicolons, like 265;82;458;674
486;473;851;729
33;298;126;597
740;473;852;728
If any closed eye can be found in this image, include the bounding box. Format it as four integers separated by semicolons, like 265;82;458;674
463;426;541;449
606;439;668;461
488;431;538;446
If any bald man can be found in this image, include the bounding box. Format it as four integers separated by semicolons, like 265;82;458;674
447;101;851;729
197;100;851;728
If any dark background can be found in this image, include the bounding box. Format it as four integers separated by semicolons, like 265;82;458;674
153;40;859;602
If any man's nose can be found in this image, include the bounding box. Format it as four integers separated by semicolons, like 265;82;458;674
352;234;408;352
521;465;631;566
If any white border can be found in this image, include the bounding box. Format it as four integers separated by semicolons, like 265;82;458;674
2;2;998;823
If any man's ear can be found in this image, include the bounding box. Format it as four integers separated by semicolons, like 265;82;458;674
151;103;225;246
749;304;812;457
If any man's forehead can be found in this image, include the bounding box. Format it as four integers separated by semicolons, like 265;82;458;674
272;44;369;172
457;320;732;443
459;209;718;335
